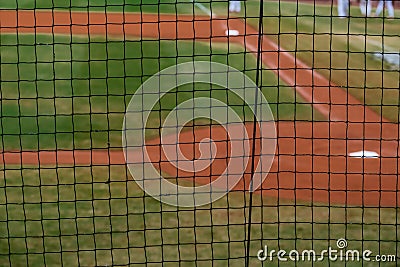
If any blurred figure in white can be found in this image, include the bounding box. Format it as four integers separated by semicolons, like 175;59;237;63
229;0;241;13
337;0;349;18
359;0;372;16
374;0;395;18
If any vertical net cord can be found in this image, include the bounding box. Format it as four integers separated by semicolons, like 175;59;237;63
245;0;264;265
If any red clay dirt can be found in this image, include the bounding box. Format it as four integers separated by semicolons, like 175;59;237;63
0;10;399;207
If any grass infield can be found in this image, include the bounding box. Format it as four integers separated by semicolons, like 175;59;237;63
1;167;398;266
0;34;317;151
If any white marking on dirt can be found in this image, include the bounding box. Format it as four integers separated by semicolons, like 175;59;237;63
225;29;239;36
348;150;379;158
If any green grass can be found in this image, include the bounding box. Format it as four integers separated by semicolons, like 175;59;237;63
240;0;400;122
0;167;398;266
1;34;318;151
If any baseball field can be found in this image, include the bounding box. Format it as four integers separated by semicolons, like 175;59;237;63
0;0;399;266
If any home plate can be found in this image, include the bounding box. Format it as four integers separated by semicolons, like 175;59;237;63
225;29;239;36
348;150;379;158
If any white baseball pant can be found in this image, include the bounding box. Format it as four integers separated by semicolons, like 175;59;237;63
359;0;372;16
337;0;349;18
229;1;241;13
375;0;394;17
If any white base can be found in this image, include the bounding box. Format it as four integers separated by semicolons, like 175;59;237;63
225;30;239;36
348;150;379;158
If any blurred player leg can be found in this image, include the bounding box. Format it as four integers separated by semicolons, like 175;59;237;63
386;0;395;18
229;1;235;13
375;0;384;16
337;0;349;18
366;0;372;16
359;0;372;16
235;1;241;13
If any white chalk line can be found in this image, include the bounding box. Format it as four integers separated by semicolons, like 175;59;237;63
191;0;216;18
353;35;398;53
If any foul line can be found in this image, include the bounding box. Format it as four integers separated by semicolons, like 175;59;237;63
353;35;398;53
191;0;216;18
